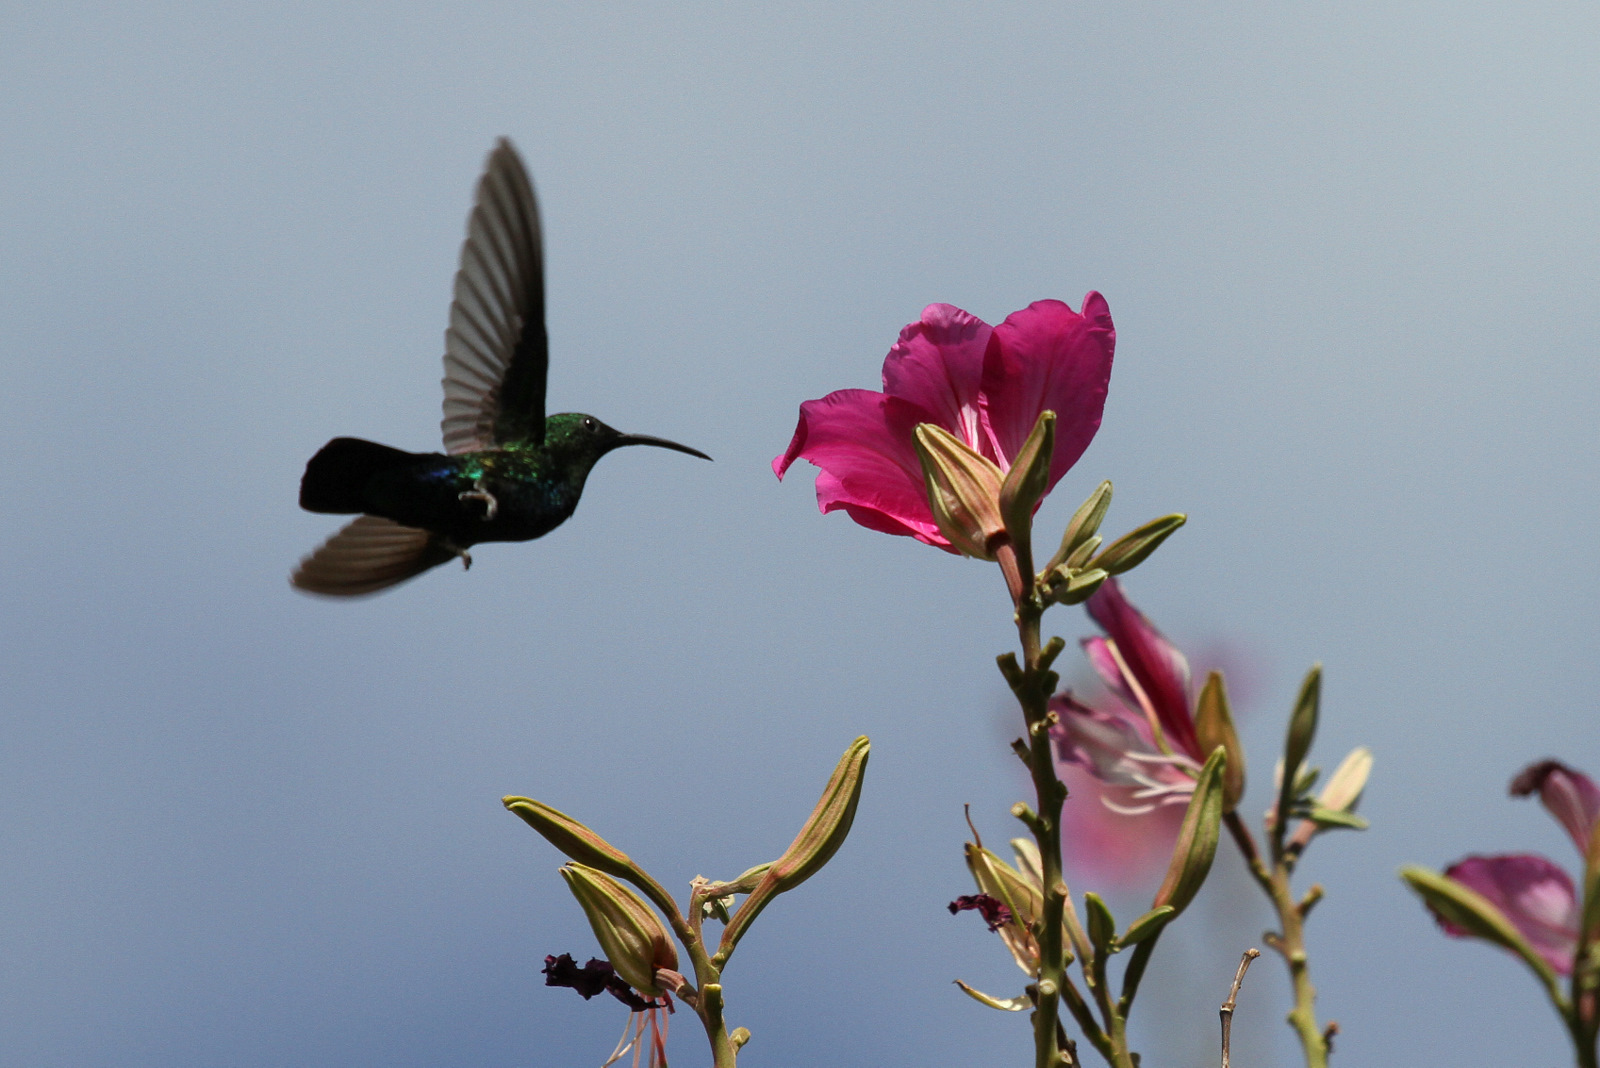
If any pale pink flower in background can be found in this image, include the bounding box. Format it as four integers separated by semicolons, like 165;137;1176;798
774;297;1115;550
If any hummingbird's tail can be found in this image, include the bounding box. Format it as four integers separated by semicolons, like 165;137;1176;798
299;437;418;514
291;516;459;597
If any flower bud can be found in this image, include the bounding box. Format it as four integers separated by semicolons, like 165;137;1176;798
998;410;1055;548
1152;746;1227;916
1274;665;1322;831
1048;480;1113;571
560;863;679;995
1317;746;1372;813
913;424;1007;560
503;797;639;881
1194;671;1247;813
1090;513;1186;575
718;737;870;956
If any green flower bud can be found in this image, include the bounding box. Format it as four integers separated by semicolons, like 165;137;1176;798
1152;746;1227;916
1194;671;1247;813
1048;480;1113;572
998;410;1055;550
718;737;870;958
913;424;1007;560
1090;513;1186;575
502;797;639;881
560;863;679;995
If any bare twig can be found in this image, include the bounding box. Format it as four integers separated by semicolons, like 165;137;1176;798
1221;948;1262;1068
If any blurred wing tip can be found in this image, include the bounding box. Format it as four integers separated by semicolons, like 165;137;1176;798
290;516;457;598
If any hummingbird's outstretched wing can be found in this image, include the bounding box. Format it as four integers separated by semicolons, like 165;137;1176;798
291;516;459;596
440;138;547;454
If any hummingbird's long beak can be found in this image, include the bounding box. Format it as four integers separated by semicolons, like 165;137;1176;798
615;433;713;461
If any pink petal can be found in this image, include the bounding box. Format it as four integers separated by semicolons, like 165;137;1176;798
879;305;998;460
980;293;1115;480
1049;693;1158;787
1442;854;1580;974
1057;761;1187;889
1511;760;1600;859
773;388;950;548
1086;579;1199;759
1081;636;1141;713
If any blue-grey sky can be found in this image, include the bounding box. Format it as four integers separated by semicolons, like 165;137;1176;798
2;3;1597;1065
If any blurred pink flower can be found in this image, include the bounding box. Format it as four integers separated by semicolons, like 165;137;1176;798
1439;855;1580;974
1430;760;1600;975
1049;579;1210;886
774;297;1115;551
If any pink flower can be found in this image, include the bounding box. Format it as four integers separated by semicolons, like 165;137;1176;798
1439;855;1580;974
1049;579;1210;885
1430;760;1600;975
773;297;1115;551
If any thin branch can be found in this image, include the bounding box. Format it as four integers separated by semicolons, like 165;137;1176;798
1220;948;1262;1068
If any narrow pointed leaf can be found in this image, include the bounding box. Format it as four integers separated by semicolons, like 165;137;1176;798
1306;807;1370;831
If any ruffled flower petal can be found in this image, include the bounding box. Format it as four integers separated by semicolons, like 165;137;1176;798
981;294;1115;485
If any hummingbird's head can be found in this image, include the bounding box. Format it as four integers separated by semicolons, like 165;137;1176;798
544;413;712;471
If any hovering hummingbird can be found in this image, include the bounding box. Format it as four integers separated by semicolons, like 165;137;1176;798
292;139;710;596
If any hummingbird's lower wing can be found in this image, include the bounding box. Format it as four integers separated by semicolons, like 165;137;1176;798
291;516;459;597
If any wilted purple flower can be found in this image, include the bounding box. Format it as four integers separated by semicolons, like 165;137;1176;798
774;297;1115;550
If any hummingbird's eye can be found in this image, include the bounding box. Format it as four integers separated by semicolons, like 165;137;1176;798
583;417;597;430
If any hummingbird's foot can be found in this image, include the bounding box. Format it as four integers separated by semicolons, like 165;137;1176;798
440;538;473;570
458;480;499;521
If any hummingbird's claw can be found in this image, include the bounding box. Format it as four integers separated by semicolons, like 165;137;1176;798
458;480;499;521
439;538;473;570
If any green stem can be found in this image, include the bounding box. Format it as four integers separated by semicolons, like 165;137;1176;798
1225;812;1327;1068
662;887;738;1068
998;540;1136;1068
1566;969;1598;1068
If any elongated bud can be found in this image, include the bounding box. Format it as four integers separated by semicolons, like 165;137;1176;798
1275;665;1322;834
998;410;1055;548
1084;892;1116;957
964;842;1044;974
1048;480;1113;571
1194;672;1247;812
1317;746;1372;813
718;737;870;957
913;424;1007;560
503;797;639;881
1091;513;1186;575
1400;865;1560;990
560;864;679;994
1116;905;1176;949
1152;746;1227;916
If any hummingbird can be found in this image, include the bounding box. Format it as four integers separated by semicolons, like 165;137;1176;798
292;139;711;596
